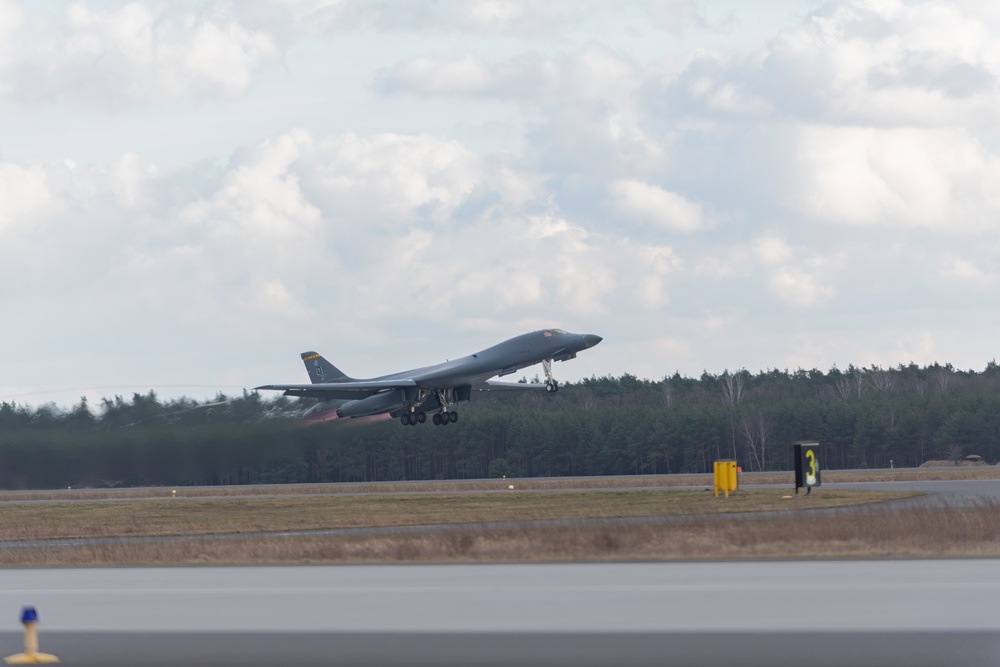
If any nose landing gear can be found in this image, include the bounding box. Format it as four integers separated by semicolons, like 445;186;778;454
543;358;559;392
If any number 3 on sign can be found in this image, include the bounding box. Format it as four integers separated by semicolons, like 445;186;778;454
805;449;817;486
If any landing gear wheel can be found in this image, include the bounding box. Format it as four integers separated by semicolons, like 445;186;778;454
546;380;559;393
417;411;427;424
432;413;442;426
400;413;411;426
449;411;458;423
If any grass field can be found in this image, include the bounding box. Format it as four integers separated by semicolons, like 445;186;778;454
1;468;997;565
3;463;999;501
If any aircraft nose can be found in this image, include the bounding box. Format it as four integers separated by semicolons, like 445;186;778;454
583;334;602;349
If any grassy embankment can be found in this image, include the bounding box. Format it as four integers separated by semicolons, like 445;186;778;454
1;466;997;565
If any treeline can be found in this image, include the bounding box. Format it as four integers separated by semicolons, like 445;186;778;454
1;361;999;489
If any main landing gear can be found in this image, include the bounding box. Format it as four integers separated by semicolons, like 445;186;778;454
432;411;458;426
400;386;462;426
400;411;426;426
399;410;458;426
429;387;458;426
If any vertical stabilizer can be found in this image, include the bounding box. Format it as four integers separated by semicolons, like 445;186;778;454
300;351;351;384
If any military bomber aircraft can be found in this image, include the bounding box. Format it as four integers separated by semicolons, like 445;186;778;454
255;329;602;425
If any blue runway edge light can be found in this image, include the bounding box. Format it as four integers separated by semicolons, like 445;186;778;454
7;603;60;663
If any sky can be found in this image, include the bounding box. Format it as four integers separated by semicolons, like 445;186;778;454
2;0;1000;408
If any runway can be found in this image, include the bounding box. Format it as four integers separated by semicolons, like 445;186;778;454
828;478;1000;506
1;560;998;666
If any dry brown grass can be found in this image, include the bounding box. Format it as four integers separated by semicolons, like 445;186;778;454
2;500;996;566
0;489;912;540
1;469;994;566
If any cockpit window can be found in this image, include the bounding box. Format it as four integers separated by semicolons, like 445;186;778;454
544;329;568;337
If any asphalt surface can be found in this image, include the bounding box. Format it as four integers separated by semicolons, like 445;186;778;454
828;478;1000;506
1;560;999;666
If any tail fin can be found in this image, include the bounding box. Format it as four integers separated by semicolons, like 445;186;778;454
300;351;351;384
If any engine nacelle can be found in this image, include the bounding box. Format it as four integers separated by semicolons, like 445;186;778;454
303;399;345;422
336;390;406;418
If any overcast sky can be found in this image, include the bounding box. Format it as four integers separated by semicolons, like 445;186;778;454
2;0;999;408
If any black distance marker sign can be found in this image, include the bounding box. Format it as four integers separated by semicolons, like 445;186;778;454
794;441;821;494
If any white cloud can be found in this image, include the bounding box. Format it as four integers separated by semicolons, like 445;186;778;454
681;64;774;115
253;278;309;319
0;2;280;107
246;0;702;39
892;332;937;366
256;0;613;36
180;130;322;250
300;132;484;228
450;0;574;35
0;127;685;366
752;235;793;265
939;255;996;285
767;266;836;308
0;162;56;233
627;243;678;311
348;211;620;322
638;0;701;34
108;152;158;208
380;44;667;185
704;82;773;114
0;0;24;97
483;163;547;208
381;43;640;106
385;55;496;95
701;312;737;335
790;125;1000;230
609;179;707;232
667;1;1000;127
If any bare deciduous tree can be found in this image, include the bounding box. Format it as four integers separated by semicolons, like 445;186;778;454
720;371;744;408
740;412;770;472
720;371;745;460
867;365;895;393
934;366;953;395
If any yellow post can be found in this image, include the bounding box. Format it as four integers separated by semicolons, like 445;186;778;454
5;607;59;664
713;461;726;497
714;460;738;497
